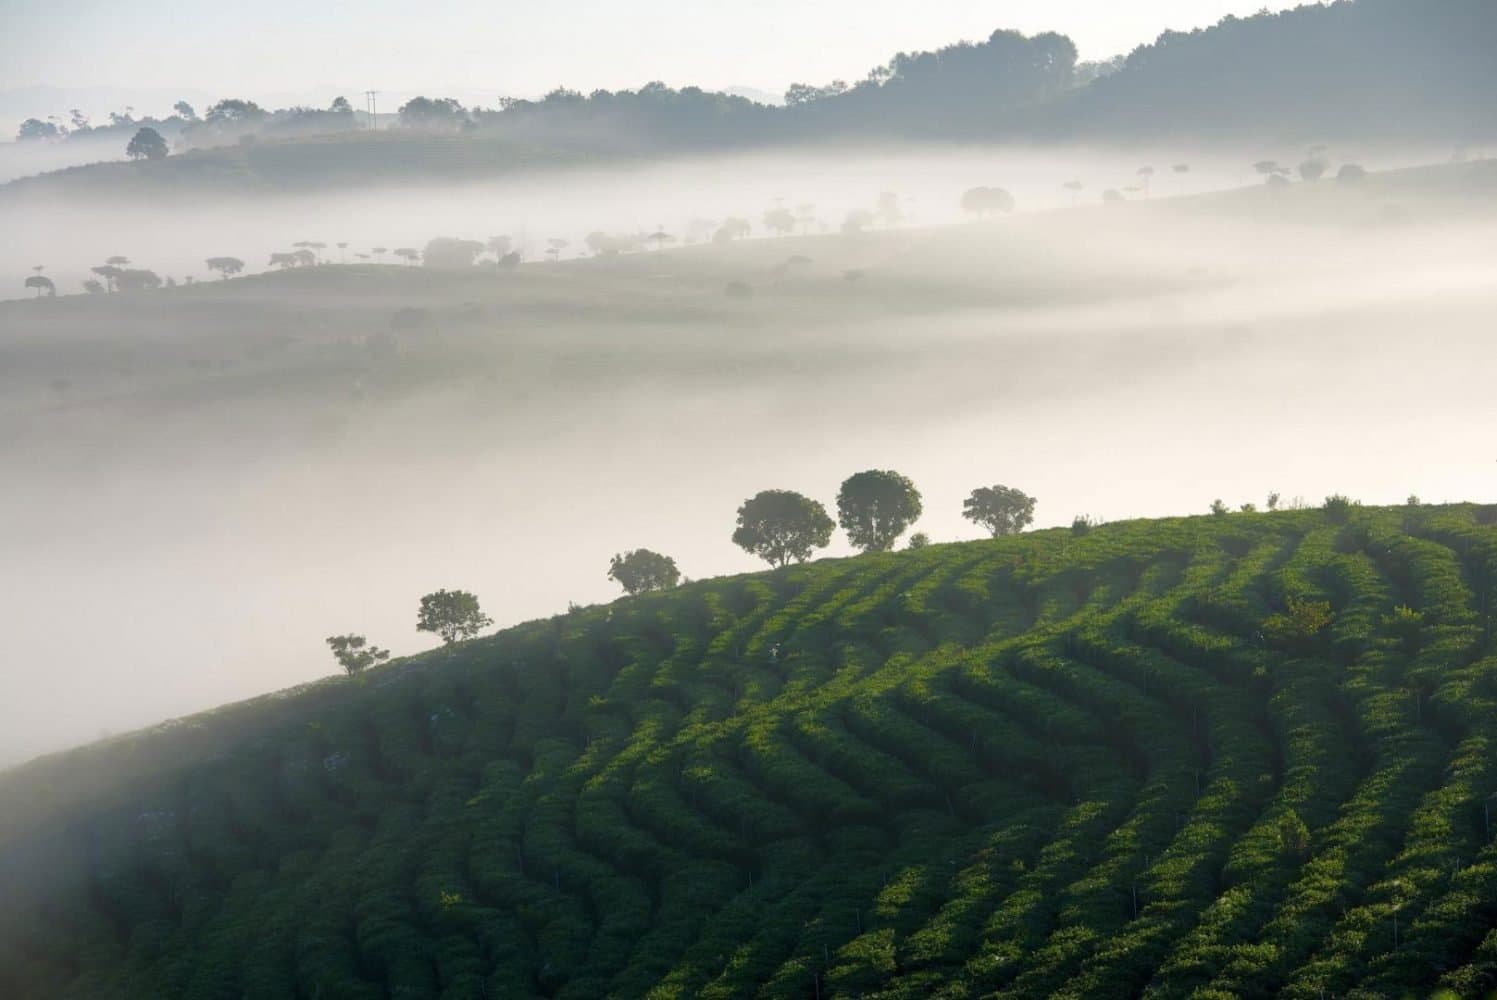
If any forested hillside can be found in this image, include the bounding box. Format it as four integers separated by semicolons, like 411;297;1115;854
8;0;1496;200
4;502;1497;997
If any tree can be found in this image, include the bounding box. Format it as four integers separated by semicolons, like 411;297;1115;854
205;256;245;280
91;265;123;292
608;550;682;595
836;470;923;553
1071;515;1095;536
16;118;61;141
907;532;931;550
115;269;162;292
763;207;797;236
841;209;875;234
1063;180;1084;205
960;186;1016;219
732;490;834;568
417;590;493;645
962;485;1036;537
1267;492;1281;511
24;275;55;298
1299;157;1328;182
82;279;105;295
329;96;353;115
1323;494;1357;523
1136;165;1155;195
398;96;466;129
126;127;168;161
105;255;130;267
546;238;569;262
1211;499;1229;516
393;248;421;265
422;237;485;269
713;218;751;243
1337;163;1368;183
173;101;198;120
326;634;390;675
204;99;267;127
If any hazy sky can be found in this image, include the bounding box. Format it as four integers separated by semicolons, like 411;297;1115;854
4;0;1299;103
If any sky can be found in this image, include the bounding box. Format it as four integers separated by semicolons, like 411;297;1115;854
2;0;1304;110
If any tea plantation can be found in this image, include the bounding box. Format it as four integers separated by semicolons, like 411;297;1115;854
4;504;1497;998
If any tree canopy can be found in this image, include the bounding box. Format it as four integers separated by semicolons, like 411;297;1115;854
126;127;169;161
607;550;682;596
963;485;1037;537
325;635;391;676
732;490;834;568
416;590;493;645
205;257;245;279
836;470;923;553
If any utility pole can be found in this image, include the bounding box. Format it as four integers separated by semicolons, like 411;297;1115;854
364;90;379;130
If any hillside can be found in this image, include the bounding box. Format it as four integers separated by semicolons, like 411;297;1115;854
4;504;1497;997
6;0;1495;202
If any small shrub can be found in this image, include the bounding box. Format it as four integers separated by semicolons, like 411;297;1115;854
1071;515;1094;537
1264;596;1334;647
1210;499;1229;516
1278;809;1311;860
1323;494;1356;524
1382;605;1425;653
907;532;931;550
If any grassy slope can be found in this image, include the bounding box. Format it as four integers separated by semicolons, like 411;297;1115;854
5;503;1497;998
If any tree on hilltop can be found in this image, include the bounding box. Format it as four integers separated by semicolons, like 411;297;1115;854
608;550;682;596
326;634;391;675
205;257;245;280
417;590;493;645
837;470;922;553
963;485;1036;537
733;490;834;567
960;186;1015;219
126;127;169;161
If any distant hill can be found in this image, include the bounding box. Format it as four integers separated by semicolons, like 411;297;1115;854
4;503;1497;997
4;0;1493;201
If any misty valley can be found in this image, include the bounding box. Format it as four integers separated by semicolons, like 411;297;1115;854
4;2;1497;998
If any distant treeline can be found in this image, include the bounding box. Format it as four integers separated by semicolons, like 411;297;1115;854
10;0;1496;191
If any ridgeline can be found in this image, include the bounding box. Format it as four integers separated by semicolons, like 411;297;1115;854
4;503;1497;997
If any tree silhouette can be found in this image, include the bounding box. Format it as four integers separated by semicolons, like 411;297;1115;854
91;265;123;292
24;275;55;298
422;238;485;269
763;207;796;236
733;490;835;567
1136;165;1155;196
115;269;162;292
960;186;1016;219
205;257;245;280
393;248;421;265
1063;180;1084;205
126;127;168;161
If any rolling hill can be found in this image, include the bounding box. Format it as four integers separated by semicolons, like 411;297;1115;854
4;502;1497;997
